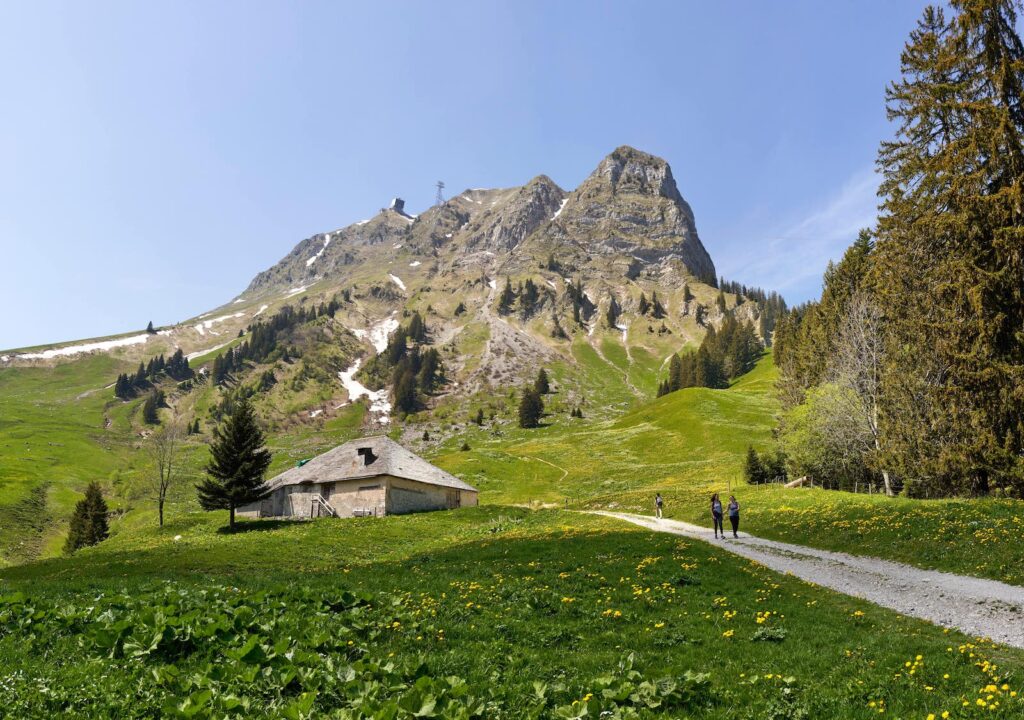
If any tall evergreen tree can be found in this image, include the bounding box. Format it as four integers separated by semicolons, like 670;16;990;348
638;292;650;316
142;390;163;424
196;398;272;529
64;481;109;553
534;368;550;395
518;387;544;428
146;321;155;334
873;0;1024;494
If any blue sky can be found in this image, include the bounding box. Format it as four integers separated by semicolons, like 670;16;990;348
0;1;927;350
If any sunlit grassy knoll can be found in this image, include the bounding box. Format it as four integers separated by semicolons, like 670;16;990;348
433;354;1024;586
2;507;1022;718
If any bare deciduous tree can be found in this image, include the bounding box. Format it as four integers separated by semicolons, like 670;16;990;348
828;291;893;495
147;419;183;526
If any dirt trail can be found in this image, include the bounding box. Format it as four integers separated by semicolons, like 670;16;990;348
593;511;1024;649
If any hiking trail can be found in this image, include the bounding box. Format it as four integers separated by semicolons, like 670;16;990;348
593;511;1024;649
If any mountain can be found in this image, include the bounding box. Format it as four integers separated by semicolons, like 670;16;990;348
0;146;779;565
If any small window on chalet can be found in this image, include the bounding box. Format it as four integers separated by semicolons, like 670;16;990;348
357;447;378;466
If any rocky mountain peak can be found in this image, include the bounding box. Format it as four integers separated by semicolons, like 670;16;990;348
587;145;684;203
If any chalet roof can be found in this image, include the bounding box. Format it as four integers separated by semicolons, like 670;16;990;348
266;436;477;493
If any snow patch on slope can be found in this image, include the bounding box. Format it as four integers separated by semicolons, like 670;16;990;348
253;304;269;317
389;274;406;291
285;285;307;298
195;312;245;336
186;340;233;361
13;334;152;360
338;358;391;424
306;233;332;267
551;198;568;220
409;261;421;267
368;314;399;353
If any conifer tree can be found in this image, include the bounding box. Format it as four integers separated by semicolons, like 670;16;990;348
64;481;109;553
146;321;155;334
638;292;650;316
142;390;162;424
518;387;544;428
682;284;693;303
651;291;666;319
392;367;418;414
873;0;1024;494
716;290;727;312
534;368;550;395
744;447;767;485
196;397;272;529
498;278;516;313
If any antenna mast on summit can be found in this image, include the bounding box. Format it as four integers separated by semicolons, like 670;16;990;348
435;180;446;206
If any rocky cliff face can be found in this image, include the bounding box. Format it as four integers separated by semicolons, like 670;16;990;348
546;146;715;279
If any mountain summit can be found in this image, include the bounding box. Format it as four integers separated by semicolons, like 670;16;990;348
244;146;715;297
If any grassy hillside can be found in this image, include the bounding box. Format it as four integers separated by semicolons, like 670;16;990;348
432;355;1024;586
3;507;1022;718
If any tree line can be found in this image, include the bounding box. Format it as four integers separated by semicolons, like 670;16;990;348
657;314;762;396
771;0;1024;498
114;349;193;399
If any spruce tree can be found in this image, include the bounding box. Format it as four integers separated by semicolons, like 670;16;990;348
534;368;550;394
196;397;272;529
146;321;155;334
64;481;109;553
638;292;650;316
498;279;516;313
873;0;1024;494
518;387;544;428
715;290;727;312
744;447;767;485
142;390;161;424
651;291;666;319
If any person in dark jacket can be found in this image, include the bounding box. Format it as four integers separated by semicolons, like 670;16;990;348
654;493;664;519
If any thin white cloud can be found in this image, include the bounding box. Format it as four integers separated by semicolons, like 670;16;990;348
720;167;879;302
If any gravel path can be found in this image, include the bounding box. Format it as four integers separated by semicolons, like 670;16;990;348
594;511;1024;649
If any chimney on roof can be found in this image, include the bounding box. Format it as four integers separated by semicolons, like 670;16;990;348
357;447;378;466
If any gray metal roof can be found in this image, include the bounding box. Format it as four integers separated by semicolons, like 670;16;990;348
267;436;478;493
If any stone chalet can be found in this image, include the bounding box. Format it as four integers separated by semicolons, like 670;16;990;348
237;436;478;519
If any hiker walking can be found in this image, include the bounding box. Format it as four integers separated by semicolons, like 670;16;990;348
711;493;724;539
654;493;664;519
727;495;740;538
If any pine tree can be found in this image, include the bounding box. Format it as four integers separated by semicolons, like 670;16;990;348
196;397;272;529
873;0;1024;494
638;292;650;316
744;447;767;485
534;368;550;395
668;354;683;393
146;321;155;334
142;390;161;424
498;279;516;313
518;387;544;428
474;408;485;426
716;290;727;312
651;291;666;319
64;481;109;553
454;301;466;316
682;284;693;303
392;367;418;414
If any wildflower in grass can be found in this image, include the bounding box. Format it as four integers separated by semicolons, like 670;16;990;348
723;629;734;638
